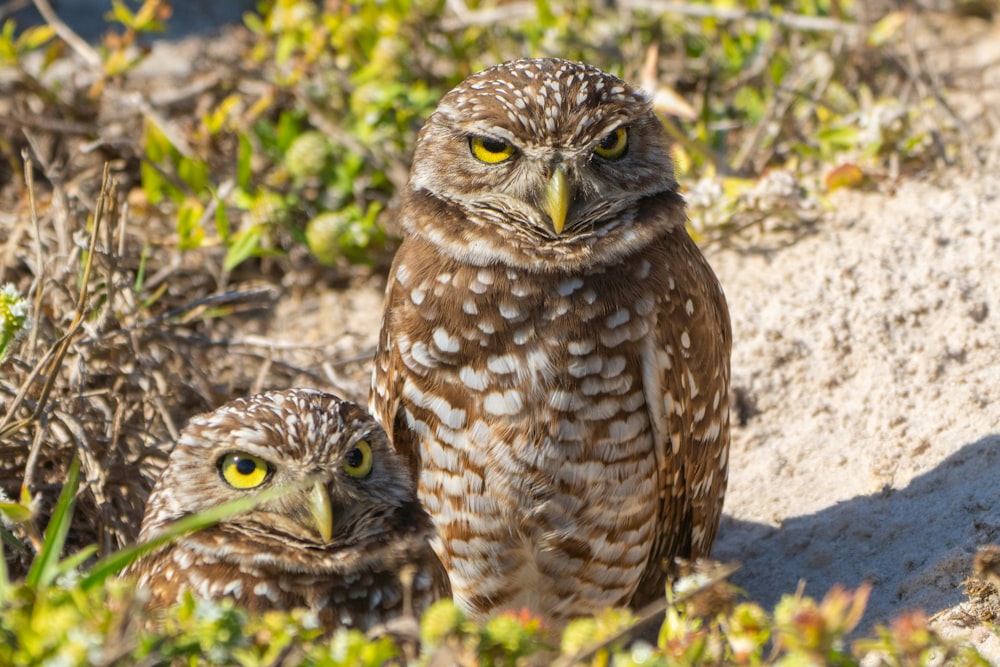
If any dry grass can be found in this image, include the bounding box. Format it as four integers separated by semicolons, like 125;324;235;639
0;41;370;576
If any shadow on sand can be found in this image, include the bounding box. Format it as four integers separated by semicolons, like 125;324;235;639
714;433;1000;634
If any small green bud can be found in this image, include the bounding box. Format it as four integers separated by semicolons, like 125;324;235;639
284;131;331;180
305;209;383;266
0;283;29;359
248;191;288;227
560;617;598;655
420;599;466;647
484;613;531;653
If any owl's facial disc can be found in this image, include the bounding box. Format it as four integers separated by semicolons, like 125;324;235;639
288;439;377;545
466;125;634;237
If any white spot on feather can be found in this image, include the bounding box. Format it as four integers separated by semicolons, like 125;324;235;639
558;278;583;296
549;390;585;411
634;295;655;316
484;390;523;416
606;309;630;329
403;382;467;428
487;354;518;375
460;367;490;391
433;327;460;353
395;264;411;287
568;355;602;377
500;303;522;320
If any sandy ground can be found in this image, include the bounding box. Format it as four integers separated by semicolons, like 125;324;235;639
711;169;1000;645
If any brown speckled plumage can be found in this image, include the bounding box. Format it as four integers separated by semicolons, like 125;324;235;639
124;389;450;631
370;58;732;626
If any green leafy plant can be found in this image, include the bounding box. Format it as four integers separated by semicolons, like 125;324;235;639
0;473;990;665
0;19;55;68
3;0;975;271
0;283;29;362
100;0;169;78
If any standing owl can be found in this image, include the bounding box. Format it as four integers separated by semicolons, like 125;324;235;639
370;58;731;626
124;388;450;632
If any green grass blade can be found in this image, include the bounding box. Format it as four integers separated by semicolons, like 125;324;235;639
50;544;98;581
0;499;33;523
82;479;305;590
25;456;81;589
0;525;28;556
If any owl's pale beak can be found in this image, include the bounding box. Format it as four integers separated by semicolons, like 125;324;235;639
544;165;569;235
308;480;334;543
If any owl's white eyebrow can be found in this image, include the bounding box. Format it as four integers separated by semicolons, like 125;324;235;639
349;430;379;447
467;125;517;144
214;445;275;463
595;121;622;134
590;115;643;145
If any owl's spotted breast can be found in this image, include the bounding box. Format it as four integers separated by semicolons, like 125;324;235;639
374;212;724;620
135;511;443;630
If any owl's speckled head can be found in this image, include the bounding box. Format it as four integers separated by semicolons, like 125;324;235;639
138;389;418;553
405;58;682;269
435;59;647;147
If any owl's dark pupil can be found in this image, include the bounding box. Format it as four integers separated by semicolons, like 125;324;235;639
235;457;256;475
600;131;620;150
482;138;507;153
346;448;364;468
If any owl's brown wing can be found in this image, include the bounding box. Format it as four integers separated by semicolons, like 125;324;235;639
632;234;732;609
370;256;423;482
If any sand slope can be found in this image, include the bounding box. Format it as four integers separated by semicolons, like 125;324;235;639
711;172;1000;645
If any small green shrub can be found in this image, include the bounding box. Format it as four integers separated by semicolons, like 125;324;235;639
0;470;989;665
3;0;967;268
0;283;29;362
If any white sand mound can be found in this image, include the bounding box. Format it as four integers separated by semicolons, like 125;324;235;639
712;171;1000;642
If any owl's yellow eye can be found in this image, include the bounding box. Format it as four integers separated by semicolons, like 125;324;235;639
343;440;373;478
218;452;271;489
470;136;515;164
594;127;628;160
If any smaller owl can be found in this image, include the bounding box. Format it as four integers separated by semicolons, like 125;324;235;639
123;388;450;632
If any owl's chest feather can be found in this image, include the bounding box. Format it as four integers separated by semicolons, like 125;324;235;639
143;535;443;633
392;250;664;497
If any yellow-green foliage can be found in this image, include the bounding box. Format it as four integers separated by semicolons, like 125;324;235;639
3;0;951;269
0;465;988;665
0;283;29;361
